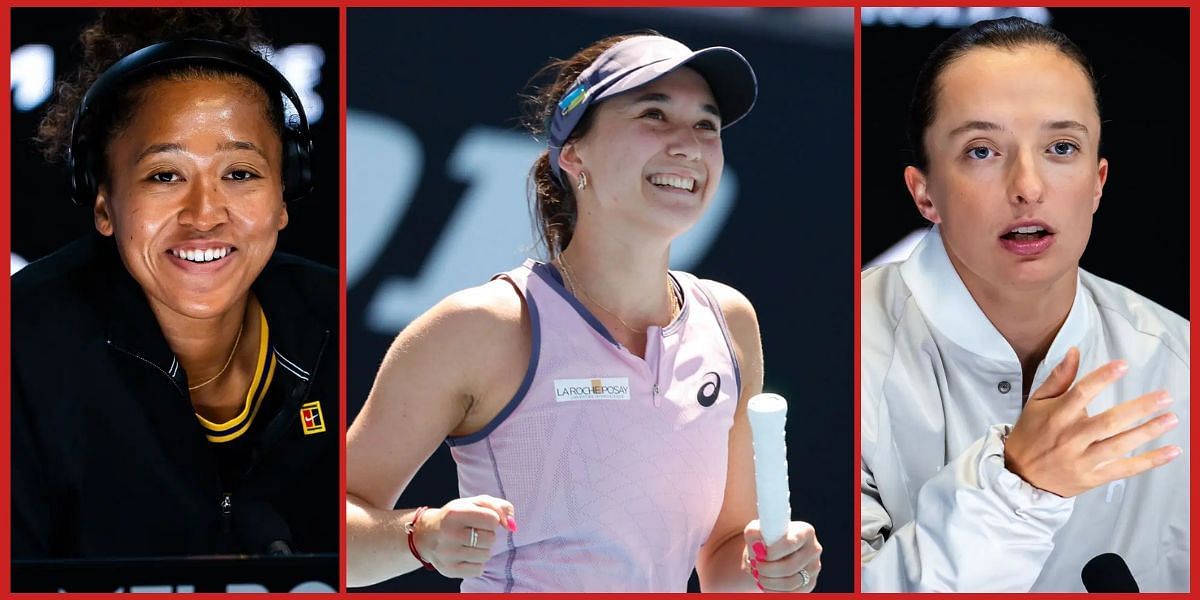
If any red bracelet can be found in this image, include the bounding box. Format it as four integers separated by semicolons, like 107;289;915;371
405;506;435;571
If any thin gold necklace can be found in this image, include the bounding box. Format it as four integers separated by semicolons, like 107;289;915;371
556;254;679;335
187;320;245;391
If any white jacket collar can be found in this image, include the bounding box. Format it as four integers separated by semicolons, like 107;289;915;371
899;226;1090;366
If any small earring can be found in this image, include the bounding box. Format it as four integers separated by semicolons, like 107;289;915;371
577;171;588;191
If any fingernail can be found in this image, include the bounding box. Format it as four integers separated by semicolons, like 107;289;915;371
506;515;518;532
756;581;764;591
751;566;759;578
1166;445;1182;459
752;541;767;561
1113;361;1129;375
1156;394;1174;407
1161;413;1179;428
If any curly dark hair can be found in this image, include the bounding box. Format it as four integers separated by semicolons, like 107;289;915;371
520;31;660;259
35;9;277;182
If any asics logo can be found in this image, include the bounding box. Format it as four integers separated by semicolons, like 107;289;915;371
697;371;721;407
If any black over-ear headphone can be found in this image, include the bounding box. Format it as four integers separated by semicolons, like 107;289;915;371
66;38;313;206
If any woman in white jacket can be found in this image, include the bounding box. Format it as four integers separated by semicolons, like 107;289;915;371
860;17;1188;592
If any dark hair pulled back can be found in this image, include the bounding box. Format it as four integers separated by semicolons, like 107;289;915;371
907;16;1099;171
521;31;659;258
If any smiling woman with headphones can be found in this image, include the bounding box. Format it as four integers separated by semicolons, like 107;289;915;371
11;9;337;559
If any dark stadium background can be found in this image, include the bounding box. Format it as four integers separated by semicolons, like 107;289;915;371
346;7;854;593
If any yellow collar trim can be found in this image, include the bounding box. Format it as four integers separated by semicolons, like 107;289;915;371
205;354;276;443
196;305;270;434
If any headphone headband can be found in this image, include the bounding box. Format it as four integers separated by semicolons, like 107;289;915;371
67;38;314;205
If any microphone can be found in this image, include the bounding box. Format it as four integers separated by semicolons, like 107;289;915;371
1082;553;1138;592
234;499;294;556
264;540;293;556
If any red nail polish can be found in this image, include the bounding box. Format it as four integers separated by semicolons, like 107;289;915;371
506;515;518;532
756;581;764;591
752;541;767;561
752;567;759;578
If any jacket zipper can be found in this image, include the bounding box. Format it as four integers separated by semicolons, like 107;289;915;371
650;333;663;408
110;329;330;551
650;278;682;406
220;492;233;535
109;340;233;546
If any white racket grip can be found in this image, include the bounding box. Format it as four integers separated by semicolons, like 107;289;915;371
747;393;790;546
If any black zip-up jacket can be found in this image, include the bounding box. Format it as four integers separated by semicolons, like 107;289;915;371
11;234;338;558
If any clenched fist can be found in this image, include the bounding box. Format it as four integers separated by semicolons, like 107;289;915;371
412;495;517;578
742;519;822;592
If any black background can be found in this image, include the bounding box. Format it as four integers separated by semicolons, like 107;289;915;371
347;7;854;593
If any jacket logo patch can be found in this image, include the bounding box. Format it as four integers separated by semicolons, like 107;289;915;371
300;401;326;435
697;371;721;407
554;377;631;402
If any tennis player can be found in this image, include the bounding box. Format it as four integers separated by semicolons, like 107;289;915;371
347;32;822;592
12;9;337;558
861;17;1188;591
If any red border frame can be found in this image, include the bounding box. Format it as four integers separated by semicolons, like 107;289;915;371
853;5;863;597
1;4;12;593
2;2;1197;598
339;5;350;594
1190;5;1197;596
855;5;1196;600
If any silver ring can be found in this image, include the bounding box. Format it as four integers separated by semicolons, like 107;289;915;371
799;568;811;588
467;527;479;548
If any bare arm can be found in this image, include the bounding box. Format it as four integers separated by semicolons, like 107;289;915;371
695;280;823;593
694;281;764;592
347;281;528;587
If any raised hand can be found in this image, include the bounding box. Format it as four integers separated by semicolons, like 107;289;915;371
1004;347;1181;498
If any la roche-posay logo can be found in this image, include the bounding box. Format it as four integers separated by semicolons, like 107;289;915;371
554;377;632;402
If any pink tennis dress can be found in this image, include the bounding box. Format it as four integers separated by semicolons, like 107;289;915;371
447;259;741;591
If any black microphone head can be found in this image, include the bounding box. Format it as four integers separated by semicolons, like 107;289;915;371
264;540;293;557
1082;553;1139;592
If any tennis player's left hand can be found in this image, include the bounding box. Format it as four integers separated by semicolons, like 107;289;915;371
742;519;821;592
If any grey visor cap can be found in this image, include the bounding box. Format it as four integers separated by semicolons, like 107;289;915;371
548;36;758;187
